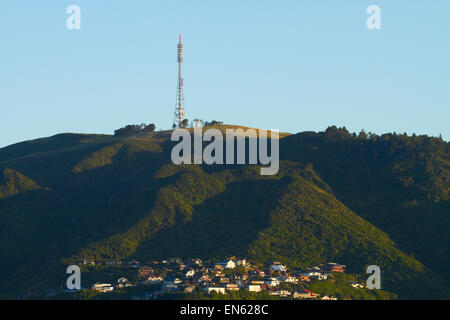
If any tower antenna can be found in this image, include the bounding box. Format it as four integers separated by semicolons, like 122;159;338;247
173;35;186;128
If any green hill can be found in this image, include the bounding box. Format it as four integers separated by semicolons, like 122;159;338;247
280;126;450;282
0;125;448;299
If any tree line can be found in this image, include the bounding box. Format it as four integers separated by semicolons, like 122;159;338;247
114;124;156;137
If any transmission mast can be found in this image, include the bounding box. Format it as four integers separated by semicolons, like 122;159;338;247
173;35;186;128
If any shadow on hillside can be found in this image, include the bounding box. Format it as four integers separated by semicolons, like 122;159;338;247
133;177;291;261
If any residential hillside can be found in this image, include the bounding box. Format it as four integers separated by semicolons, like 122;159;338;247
0;125;448;299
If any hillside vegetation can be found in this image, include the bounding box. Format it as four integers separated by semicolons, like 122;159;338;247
0;125;448;299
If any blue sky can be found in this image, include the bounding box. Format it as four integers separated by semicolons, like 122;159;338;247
1;0;449;147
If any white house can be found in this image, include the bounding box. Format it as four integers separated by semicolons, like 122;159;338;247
304;267;328;279
92;283;114;293
316;274;328;280
304;271;321;277
206;287;226;295
226;283;240;291
279;290;292;297
248;284;262;292
279;275;298;283
185;269;195;277
265;278;280;287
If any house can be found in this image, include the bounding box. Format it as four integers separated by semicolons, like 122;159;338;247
270;262;287;272
81;259;96;266
250;269;265;277
214;264;224;271
116;277;133;288
315;274;328;281
299;275;310;282
304;267;322;277
265;278;280;287
233;274;245;281
318;263;346;273
248;284;261;292
139;266;153;278
197;274;210;282
237;259;247;267
293;289;318;299
279;290;291;297
117;277;129;284
279;275;298;283
117;283;133;288
349;281;364;289
219;277;230;284
206;287;226;295
321;295;338;300
190;258;202;266
170;277;183;284
214;260;236;270
185;269;195;277
146;275;163;283
303;268;327;280
92;283;114;293
163;276;182;288
226;283;240;291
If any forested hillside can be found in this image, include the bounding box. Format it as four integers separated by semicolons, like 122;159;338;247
0;125;448;299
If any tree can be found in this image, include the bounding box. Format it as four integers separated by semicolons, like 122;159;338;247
180;119;189;128
143;123;156;132
114;123;156;136
204;120;223;127
358;130;367;140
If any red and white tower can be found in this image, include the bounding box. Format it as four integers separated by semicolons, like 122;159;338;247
173;35;186;128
